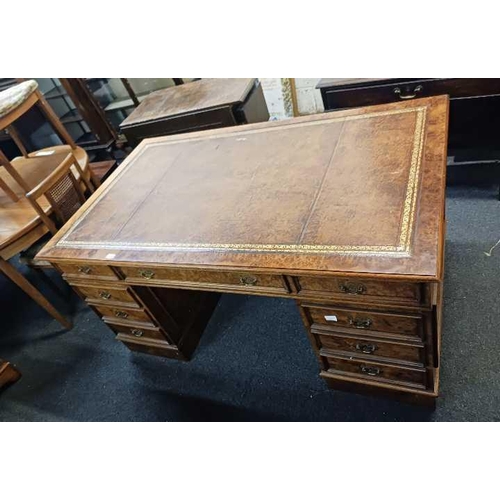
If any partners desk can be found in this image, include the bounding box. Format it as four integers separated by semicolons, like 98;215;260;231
39;96;448;405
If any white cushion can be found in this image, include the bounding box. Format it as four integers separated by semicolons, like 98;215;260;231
0;80;38;119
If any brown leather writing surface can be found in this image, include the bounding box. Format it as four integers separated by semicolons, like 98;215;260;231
40;96;448;279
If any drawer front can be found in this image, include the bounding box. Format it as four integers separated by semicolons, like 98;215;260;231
305;305;421;338
108;323;168;342
94;305;152;324
316;332;424;365
122;106;236;146
296;276;422;306
324;78;500;110
120;267;288;293
325;355;426;388
74;285;138;306
58;263;118;280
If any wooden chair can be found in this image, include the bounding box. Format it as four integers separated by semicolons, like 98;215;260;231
26;151;94;236
0;80;95;329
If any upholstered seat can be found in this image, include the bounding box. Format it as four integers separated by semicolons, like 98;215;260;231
0;80;38;119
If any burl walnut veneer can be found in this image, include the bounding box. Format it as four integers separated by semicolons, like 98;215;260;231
38;96;449;405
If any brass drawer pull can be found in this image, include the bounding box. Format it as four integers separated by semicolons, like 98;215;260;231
99;291;111;300
115;310;129;319
240;275;258;286
356;343;377;354
78;266;92;275
339;282;365;295
139;270;155;279
393;85;423;100
131;329;143;338
360;365;380;376
348;317;372;329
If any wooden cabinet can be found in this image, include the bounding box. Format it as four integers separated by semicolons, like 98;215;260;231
317;78;500;198
120;78;270;146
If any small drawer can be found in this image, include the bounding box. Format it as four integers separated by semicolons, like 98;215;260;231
94;305;152;324
296;276;423;306
58;263;118;280
325;355;427;389
304;305;422;338
315;331;424;366
108;323;169;342
73;284;138;306
120;267;288;293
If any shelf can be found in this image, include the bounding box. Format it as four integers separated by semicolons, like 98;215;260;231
60;109;83;124
43;85;67;100
104;92;148;112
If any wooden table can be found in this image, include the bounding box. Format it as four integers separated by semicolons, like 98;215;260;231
0;145;90;328
120;78;269;147
39;97;448;405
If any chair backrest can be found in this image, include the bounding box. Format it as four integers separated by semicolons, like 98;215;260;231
25;152;94;235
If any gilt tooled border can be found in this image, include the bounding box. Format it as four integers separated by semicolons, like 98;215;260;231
58;106;427;256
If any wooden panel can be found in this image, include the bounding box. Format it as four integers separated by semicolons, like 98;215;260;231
236;82;270;124
315;331;424;365
120;267;288;293
118;335;182;359
324;355;427;389
304;304;422;337
297;277;422;306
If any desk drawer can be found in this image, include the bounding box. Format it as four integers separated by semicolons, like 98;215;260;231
325;355;426;389
120;267;288;293
296;276;422;306
108;323;168;342
58;263;118;280
304;305;422;338
74;284;138;306
315;331;424;366
94;305;152;324
324;79;500;110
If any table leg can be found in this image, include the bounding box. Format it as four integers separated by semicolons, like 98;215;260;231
0;258;71;329
0;359;21;391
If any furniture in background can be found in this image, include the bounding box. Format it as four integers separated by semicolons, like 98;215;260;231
120;78;269;146
317;78;500;198
0;78;190;161
0;80;97;328
0;359;21;392
39;96;448;406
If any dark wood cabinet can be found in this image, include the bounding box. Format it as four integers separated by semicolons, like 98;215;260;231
317;78;500;197
120;78;270;146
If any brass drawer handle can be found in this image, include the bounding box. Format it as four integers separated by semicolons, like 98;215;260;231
393;85;423;100
360;365;380;376
348;317;372;329
131;329;143;338
115;310;128;319
240;275;258;286
99;291;111;300
78;266;92;275
356;343;377;354
339;282;365;295
139;270;155;280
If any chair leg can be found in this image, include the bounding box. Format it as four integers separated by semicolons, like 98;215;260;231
0;360;21;391
0;258;72;329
